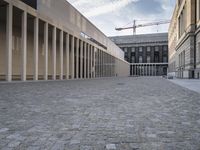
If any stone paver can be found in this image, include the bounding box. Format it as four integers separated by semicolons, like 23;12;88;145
0;77;200;150
169;78;200;94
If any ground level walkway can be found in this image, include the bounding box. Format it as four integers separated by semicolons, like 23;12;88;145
0;77;200;150
169;78;200;94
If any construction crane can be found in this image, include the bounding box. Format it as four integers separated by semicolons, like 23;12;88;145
115;19;171;35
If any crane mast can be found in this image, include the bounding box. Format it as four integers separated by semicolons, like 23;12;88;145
115;19;171;35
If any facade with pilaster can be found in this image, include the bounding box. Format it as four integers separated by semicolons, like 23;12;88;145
0;0;129;82
169;0;200;79
110;33;168;76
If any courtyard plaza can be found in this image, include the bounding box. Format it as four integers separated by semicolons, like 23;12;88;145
0;77;200;150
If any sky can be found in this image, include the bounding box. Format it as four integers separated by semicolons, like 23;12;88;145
67;0;176;36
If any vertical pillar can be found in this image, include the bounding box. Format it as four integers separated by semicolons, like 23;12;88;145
87;44;90;78
71;36;74;79
52;26;56;80
80;40;83;79
93;47;96;78
60;30;63;80
148;64;150;76
84;42;87;78
21;11;27;81
44;22;48;80
34;17;39;81
90;46;93;78
66;33;69;79
76;38;79;79
6;3;13;81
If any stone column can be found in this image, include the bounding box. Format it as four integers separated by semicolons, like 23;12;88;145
44;22;48;80
60;30;63;80
90;46;93;78
52;26;56;80
34;17;39;81
6;3;13;81
146;64;147;76
87;44;90;78
93;47;96;78
21;11;27;81
71;36;74;79
84;42;87;78
80;40;83;79
76;38;79;79
66;33;69;79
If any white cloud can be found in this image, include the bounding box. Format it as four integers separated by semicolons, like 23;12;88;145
84;0;138;18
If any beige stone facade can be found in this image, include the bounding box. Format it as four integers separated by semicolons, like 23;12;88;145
0;0;129;82
169;0;200;79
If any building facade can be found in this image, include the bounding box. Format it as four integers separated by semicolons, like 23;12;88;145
110;33;168;76
169;0;200;79
0;0;129;82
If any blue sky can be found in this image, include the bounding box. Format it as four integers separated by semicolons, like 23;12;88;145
68;0;176;36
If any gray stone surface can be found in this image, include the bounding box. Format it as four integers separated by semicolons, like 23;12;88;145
0;77;200;150
169;78;200;94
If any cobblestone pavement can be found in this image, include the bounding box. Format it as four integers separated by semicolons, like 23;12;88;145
0;77;200;150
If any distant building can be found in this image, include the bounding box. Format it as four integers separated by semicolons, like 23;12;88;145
0;0;129;82
110;33;168;76
168;0;200;79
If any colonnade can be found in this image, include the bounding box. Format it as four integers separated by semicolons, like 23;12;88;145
0;1;119;81
130;63;168;76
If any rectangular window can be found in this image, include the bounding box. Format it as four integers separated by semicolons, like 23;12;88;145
20;0;37;9
124;47;127;53
131;47;135;52
155;46;159;52
147;47;151;52
163;56;167;63
163;46;168;52
139;56;143;63
131;56;135;63
147;56;151;63
139;47;143;52
198;43;200;61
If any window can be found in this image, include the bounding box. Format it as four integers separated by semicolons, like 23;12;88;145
147;47;151;52
179;7;186;37
20;0;37;9
131;56;135;63
163;56;168;63
197;0;200;20
131;47;135;52
124;48;127;53
163;46;168;52
155;46;159;52
147;56;151;63
198;43;200;61
139;47;143;52
139;56;143;63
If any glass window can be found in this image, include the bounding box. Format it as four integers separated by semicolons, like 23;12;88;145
147;47;151;52
131;56;135;63
131;47;135;52
124;47;127;53
147;56;151;63
139;56;143;63
155;46;159;52
163;46;168;51
139;47;143;52
163;56;167;63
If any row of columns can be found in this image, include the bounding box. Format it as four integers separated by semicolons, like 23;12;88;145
5;2;97;81
130;64;165;76
95;49;115;77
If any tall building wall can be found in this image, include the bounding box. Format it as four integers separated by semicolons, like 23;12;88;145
169;0;200;79
0;0;129;81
